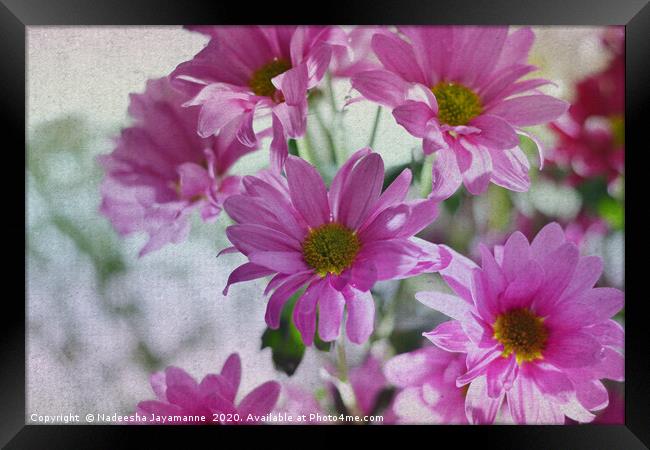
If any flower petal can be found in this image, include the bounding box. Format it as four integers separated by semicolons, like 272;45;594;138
351;69;409;108
344;287;375;344
415;292;470;320
423;320;470;353
488;95;569;127
318;280;346;341
337;153;384;229
284;156;331;227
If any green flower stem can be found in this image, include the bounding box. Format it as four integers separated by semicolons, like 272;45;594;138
368;106;382;148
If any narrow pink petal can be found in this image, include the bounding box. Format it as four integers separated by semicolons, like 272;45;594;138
226;223;301;255
270;112;289;173
165;384;201;411
465;376;505;424
285;155;331;228
223;262;275;295
485;354;518;398
317;280;346;341
372;33;425;83
501;231;531;282
415;292;470;320
249;250;309;274
548;287;624;329
344;287;375;344
558;255;604;302
423;320;470;353
496;27;535;69
479;64;537;105
293;280;323;346
530;222;566;260
329;147;372;218
478;244;507;309
304;44;332;88
439;244;480;304
392;101;435;138
220;353;241;395
429;147;462;201
274;64;308;106
349;261;378;291
165;366;198;390
265;271;313;329
237;381;281;419
523;363;573;402
488;95;569;127
544;330;605;368
574;379;609;411
585;320;624;350
533;243;580;313
460;27;508;86
199;374;236;404
457;348;502;386
351;69;409;108
395;199;440;238
501;260;544;310
150;371;167;401
337;153;384;230
459;141;493;195
470;114;520;150
370;168;413;215
357;239;421;280
489;145;531;192
358;204;410;242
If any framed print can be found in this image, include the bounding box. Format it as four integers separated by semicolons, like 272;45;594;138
3;0;649;447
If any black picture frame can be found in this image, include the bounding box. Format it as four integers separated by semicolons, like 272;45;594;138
3;0;648;447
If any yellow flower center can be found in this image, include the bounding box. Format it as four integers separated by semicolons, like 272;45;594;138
302;223;361;276
249;58;292;98
431;82;482;126
493;308;548;365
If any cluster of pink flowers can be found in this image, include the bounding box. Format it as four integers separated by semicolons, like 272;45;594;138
98;26;623;425
549;27;624;184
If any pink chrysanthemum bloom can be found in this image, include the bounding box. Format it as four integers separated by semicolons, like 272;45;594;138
136;353;280;424
221;148;449;344
550;28;624;184
417;222;624;424
171;26;346;172
99;77;256;256
384;347;468;424
351;27;569;199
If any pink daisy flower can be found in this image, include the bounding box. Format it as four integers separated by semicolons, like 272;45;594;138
171;26;347;172
550;28;624;184
351;26;569;199
221;148;449;344
384;347;468;424
136;353;280;424
417;222;624;424
99;77;255;256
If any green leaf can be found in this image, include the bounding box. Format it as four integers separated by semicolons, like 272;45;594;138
288;139;300;157
598;196;624;230
260;290;333;375
261;293;305;376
